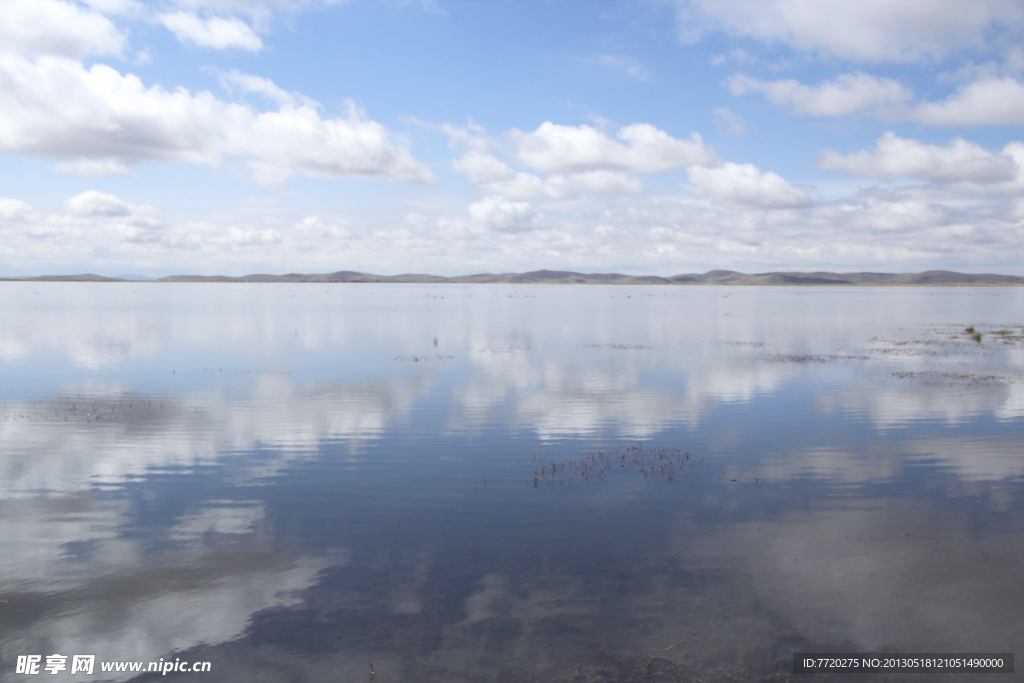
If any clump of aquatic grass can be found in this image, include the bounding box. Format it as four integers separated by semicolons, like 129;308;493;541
963;326;982;342
997;329;1010;336
530;444;706;486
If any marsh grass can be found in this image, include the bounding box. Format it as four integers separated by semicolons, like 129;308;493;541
531;444;705;486
765;353;868;364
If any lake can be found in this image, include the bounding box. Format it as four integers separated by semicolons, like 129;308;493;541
0;282;1021;682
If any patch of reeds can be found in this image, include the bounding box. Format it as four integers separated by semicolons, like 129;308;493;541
530;444;708;486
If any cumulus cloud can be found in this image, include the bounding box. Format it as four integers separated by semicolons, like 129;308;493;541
218;225;282;247
0;0;125;58
0;191;166;250
169;0;345;23
678;0;1024;62
939;47;1024;85
80;0;139;13
920;141;1024;196
0;56;434;187
215;68;303;105
913;77;1024;126
292;215;350;252
66;190;132;216
0;198;32;222
0;0;349;59
468;196;542;233
604;182;1023;269
727;71;1024;127
3;177;1024;277
688;162;811;207
508;122;720;174
819;132;1019;183
54;158;132;176
158;11;263;51
482;170;643;201
435;119;491;153
452;151;514;183
727;72;913;116
447;121;702;203
66;191;166;243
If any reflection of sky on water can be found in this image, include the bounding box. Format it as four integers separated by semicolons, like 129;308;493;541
0;283;1021;682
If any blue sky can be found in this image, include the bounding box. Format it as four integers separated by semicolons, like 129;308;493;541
1;0;1023;276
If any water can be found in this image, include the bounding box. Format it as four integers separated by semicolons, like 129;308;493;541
0;283;1021;682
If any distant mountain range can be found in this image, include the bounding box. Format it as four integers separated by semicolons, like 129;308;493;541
8;269;1024;285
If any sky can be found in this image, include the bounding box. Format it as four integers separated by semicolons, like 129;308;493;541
1;0;1023;277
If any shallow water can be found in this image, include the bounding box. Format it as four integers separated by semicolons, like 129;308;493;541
0;283;1022;682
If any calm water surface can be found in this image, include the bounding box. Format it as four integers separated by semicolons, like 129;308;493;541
1;283;1022;682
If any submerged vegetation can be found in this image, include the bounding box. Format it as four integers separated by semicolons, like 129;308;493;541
531;444;710;487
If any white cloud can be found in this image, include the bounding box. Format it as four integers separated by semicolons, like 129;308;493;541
6;190;168;251
170;0;345;22
924;141;1024;196
0;198;32;222
215;68;303;106
0;55;434;187
508;122;720;174
80;0;139;13
452;151;514;183
61;191;167;244
468;196;542;233
292;215;350;251
595;55;651;81
679;0;1024;62
446;120;706;202
713;106;745;136
819;132;1019;183
219;225;282;247
482;170;643;201
54;158;132;176
66;190;132;216
727;72;913;116
4;174;1024;277
558;170;643;195
913;77;1024;126
158;11;263;51
710;48;756;66
476;172;552;201
688;162;810;207
0;0;125;58
728;71;1024;127
436;119;491;152
938;47;1024;84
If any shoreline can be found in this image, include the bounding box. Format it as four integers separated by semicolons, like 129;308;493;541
3;279;1023;287
3;268;1024;286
